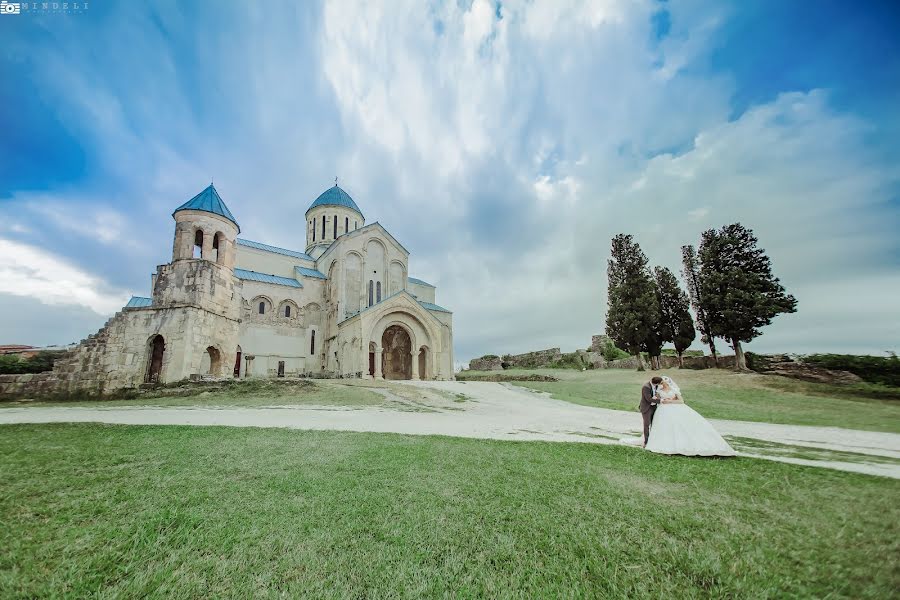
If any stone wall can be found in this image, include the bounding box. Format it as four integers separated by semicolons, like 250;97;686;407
605;356;646;369
577;350;606;369
502;348;562;369
469;355;503;371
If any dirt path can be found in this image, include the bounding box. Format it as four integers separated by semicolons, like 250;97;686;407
2;380;898;478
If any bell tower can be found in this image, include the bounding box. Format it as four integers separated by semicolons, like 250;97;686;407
153;183;241;317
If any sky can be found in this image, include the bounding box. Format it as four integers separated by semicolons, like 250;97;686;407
0;0;898;363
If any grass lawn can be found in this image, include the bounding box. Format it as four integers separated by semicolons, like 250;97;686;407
459;368;900;433
2;424;898;598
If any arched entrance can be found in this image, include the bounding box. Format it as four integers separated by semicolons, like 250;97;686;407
381;325;412;380
146;335;165;383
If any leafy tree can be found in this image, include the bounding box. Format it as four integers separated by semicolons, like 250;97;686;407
654;266;696;367
605;234;658;371
681;244;719;363
698;223;797;370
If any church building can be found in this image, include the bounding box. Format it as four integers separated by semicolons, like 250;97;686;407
10;183;454;395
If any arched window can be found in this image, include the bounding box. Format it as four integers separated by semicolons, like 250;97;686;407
258;301;266;315
368;280;374;307
284;305;291;318
354;221;358;230
321;215;325;239
376;281;382;303
345;217;348;234
333;216;337;239
212;233;223;264
193;230;203;258
312;220;316;242
310;330;316;355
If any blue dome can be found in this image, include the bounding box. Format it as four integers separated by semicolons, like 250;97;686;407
173;184;240;232
307;184;363;217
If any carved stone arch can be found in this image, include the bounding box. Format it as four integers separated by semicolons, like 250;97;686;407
389;260;407;296
365;302;442;355
365;237;388;253
251;295;274;316
365;238;387;288
379;321;416;380
367;309;438;362
277;299;300;319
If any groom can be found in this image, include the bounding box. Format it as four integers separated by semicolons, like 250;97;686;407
639;376;663;446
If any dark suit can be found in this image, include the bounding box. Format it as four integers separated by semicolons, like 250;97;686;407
639;382;659;443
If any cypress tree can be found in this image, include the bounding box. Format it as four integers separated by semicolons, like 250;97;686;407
606;234;658;371
654;266;696;367
698;223;797;370
681;244;719;364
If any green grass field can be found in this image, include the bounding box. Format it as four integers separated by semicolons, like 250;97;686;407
459;368;900;433
1;424;897;598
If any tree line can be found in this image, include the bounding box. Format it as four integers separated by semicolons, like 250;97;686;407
605;223;796;371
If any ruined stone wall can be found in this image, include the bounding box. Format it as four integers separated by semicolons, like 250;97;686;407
469;356;503;371
502;348;562;369
0;304;240;398
604;356;646;369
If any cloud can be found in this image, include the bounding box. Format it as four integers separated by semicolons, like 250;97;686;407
0;238;130;315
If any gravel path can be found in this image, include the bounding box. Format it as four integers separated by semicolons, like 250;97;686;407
2;380;898;478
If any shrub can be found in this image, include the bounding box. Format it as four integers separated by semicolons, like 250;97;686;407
801;353;900;387
0;351;66;375
596;339;630;361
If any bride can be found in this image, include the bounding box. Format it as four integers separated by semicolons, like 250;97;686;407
644;376;736;457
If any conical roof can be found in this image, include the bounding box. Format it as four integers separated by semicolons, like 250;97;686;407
307;184;363;217
173;184;240;231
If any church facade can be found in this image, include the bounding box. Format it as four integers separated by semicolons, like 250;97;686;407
1;183;454;396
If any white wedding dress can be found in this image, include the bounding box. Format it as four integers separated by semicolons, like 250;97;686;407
644;383;736;457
